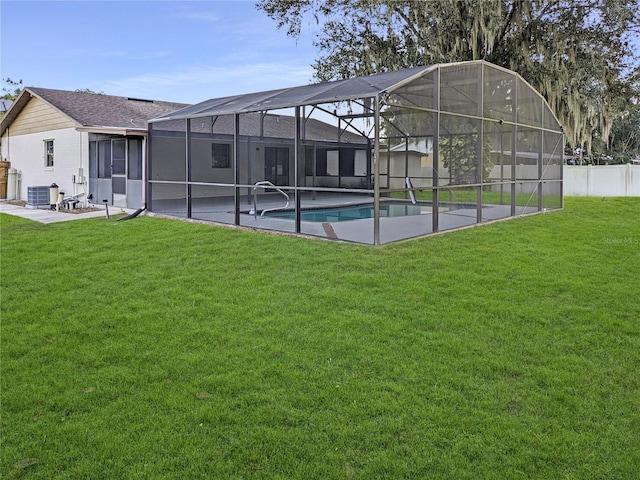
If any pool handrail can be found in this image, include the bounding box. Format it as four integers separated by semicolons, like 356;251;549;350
253;181;290;219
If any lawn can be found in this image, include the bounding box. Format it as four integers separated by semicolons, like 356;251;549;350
1;197;639;479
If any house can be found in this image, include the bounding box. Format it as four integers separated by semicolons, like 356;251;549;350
0;88;188;208
0;99;13;116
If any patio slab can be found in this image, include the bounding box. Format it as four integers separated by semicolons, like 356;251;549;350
0;201;134;224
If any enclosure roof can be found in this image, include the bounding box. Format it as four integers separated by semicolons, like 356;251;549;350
152;65;433;121
156;112;367;144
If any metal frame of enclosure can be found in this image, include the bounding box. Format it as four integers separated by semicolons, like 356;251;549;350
147;61;563;245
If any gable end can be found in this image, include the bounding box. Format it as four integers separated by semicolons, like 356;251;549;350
8;96;77;136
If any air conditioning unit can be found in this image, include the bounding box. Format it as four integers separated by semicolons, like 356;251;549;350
27;185;50;209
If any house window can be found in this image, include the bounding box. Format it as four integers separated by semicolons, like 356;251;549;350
44;140;54;168
212;143;230;168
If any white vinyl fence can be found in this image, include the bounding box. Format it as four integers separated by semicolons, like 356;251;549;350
564;164;640;197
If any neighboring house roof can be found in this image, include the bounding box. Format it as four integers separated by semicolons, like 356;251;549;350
1;87;188;136
0;99;13;113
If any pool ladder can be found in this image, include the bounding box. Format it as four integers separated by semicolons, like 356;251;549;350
253;181;290;219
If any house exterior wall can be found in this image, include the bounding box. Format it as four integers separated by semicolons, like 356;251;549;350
2;126;87;202
1;95;87;203
150;134;304;200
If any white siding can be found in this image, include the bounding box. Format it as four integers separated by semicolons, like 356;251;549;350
3;128;88;202
9;97;76;135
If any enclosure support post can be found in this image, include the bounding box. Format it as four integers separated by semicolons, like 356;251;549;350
294;106;301;233
433;67;440;233
186;118;192;219
500;131;505;205
312;141;317;200
511;127;517;216
539;90;545;211
404;138;409;201
366;138;372;190
247;137;252;204
146;123;152;212
511;72;517;216
234;114;240;225
374;95;381;245
477;64;484;224
538;124;544;211
560;134;565;208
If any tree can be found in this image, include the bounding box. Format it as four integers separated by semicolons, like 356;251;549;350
74;88;105;94
1;78;22;122
257;0;640;153
1;77;23;100
608;103;640;162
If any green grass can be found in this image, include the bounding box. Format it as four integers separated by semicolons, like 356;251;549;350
1;197;639;479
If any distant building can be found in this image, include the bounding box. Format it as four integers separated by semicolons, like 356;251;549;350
0;99;13;115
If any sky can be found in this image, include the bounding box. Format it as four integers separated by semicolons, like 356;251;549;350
3;1;638;108
0;0;320;105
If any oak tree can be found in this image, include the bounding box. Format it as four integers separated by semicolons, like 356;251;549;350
258;0;640;152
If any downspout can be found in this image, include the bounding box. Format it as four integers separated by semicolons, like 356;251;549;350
77;129;85;200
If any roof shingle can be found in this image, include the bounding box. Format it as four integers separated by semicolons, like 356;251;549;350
3;87;188;133
30;87;189;130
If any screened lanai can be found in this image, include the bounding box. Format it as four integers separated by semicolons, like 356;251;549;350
148;61;563;245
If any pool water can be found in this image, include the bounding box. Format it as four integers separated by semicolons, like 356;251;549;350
265;203;429;222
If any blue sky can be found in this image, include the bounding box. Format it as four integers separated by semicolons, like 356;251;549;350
1;0;319;104
3;1;638;107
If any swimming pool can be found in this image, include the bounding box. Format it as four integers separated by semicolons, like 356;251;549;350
265;203;430;222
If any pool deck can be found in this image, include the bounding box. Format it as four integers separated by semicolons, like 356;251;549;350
151;193;538;244
2;196;540;244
